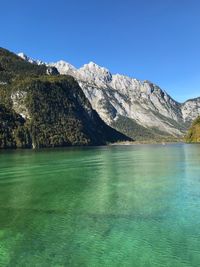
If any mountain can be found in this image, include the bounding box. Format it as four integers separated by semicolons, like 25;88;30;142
17;52;200;140
44;60;200;140
186;116;200;143
0;47;130;149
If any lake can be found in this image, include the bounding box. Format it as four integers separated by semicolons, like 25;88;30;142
0;144;200;266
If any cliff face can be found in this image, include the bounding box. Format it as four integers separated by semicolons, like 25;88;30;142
181;98;200;124
186;117;200;143
46;60;200;140
0;48;130;149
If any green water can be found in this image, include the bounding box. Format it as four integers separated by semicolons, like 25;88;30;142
0;144;200;267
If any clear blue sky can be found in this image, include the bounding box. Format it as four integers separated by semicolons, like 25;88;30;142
1;0;200;102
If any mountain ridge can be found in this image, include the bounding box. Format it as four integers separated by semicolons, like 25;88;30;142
17;52;200;140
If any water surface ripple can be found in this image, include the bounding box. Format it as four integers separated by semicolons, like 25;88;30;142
0;144;200;266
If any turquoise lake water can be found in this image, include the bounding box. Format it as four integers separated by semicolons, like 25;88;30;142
0;144;200;266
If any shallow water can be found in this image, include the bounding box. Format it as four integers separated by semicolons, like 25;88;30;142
0;144;200;266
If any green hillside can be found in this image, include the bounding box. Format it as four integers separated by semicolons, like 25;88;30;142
186;117;200;143
0;48;130;148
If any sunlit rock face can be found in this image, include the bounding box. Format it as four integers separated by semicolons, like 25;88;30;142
181;98;200;123
18;53;200;137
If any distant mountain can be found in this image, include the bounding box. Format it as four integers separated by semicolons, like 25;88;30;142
0;47;129;149
186;116;200;143
17;52;200;140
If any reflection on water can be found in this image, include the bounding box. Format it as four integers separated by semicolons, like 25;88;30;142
0;144;200;266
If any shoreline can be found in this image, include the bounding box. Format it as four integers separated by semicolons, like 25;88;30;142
109;140;185;146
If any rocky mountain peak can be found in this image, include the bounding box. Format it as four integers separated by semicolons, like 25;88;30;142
18;52;28;61
49;60;76;75
18;52;44;65
78;62;112;85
